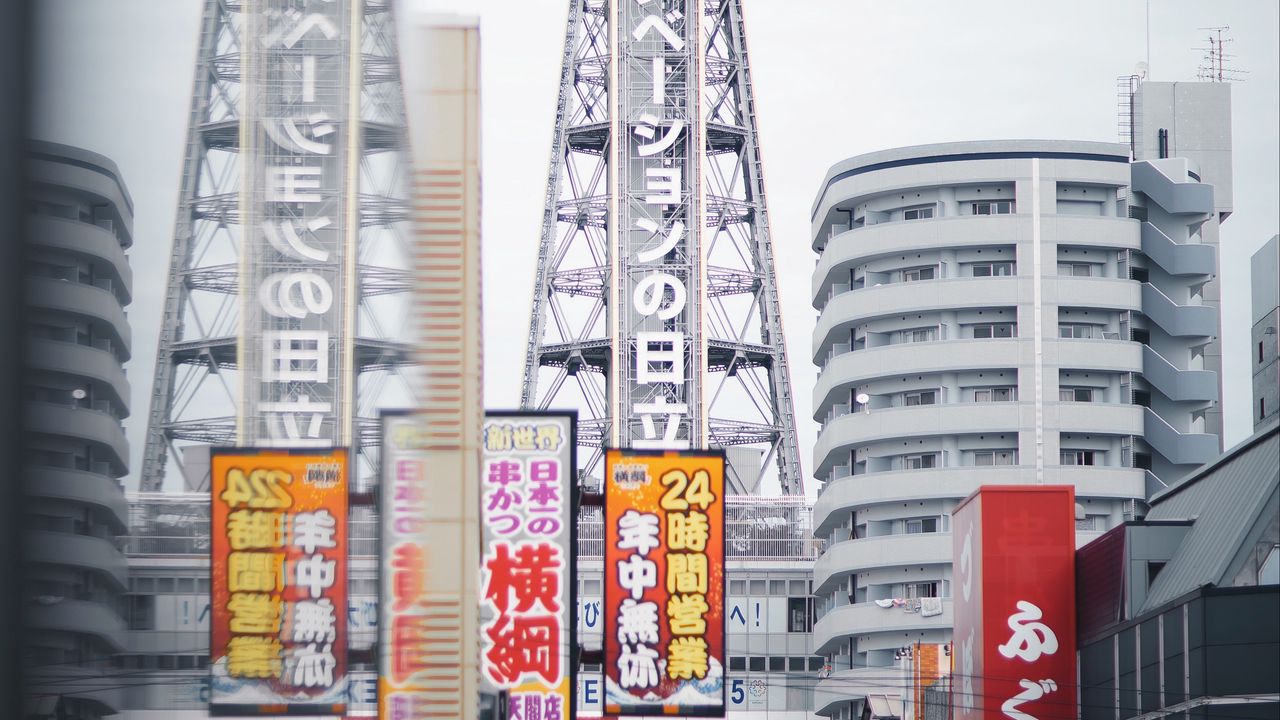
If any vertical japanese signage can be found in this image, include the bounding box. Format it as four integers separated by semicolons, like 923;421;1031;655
210;448;348;715
612;0;704;451
479;412;578;720
379;412;478;719
604;449;725;716
952;486;1077;720
239;0;357;447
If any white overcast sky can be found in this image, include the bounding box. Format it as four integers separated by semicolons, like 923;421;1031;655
33;1;1279;493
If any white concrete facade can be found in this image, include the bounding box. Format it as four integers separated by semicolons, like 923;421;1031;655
807;140;1221;719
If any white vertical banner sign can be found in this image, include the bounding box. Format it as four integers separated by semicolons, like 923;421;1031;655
479;412;578;720
612;0;704;451
239;0;357;447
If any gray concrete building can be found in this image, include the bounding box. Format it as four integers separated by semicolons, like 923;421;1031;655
24;141;134;719
807;139;1224;718
1076;421;1278;718
1251;235;1279;431
1131;80;1234;445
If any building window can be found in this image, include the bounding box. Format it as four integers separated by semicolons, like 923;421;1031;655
972;323;1014;339
1060;387;1095;402
972;262;1013;277
903;206;935;221
788;597;815;633
901;327;937;343
904;581;939;599
1261;341;1266;365
972;201;1013;215
974;387;1015;402
1058;262;1094;277
905;518;939;534
1060;450;1095;466
974;450;1015;466
904;453;937;470
729;656;746;671
904;390;936;407
1059;323;1097;339
749;656;766;672
902;266;936;282
769;656;786;672
769;580;786;595
127;595;155;631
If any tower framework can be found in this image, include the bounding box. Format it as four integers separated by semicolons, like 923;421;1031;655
141;0;413;492
522;0;803;495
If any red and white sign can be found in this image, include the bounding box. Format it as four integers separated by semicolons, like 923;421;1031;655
952;486;1077;720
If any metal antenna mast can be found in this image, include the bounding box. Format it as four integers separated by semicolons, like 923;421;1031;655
141;0;413;492
522;0;804;495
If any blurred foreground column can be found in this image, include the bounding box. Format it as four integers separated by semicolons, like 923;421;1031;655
389;13;482;720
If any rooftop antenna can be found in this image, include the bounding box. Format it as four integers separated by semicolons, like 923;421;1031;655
1196;26;1248;82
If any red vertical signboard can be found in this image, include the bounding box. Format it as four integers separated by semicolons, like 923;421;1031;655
603;449;726;716
210;448;348;716
952;486;1077;720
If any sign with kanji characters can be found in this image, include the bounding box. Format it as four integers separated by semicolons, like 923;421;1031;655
378;411;479;719
210;448;348;715
610;0;704;452
479;412;578;720
604;449;725;716
237;0;357;449
952;486;1077;720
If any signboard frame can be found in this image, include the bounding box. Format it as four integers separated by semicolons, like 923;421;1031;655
603;448;727;717
952;485;1078;720
209;446;350;717
479;410;579;720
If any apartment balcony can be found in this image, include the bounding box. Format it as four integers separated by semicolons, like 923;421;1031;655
1050;275;1140;311
813;277;1020;361
813;599;953;655
26;530;128;589
813;533;951;595
1140;221;1215;277
27;338;131;412
1052;401;1143;435
813;338;1024;415
25;401;129;471
814;402;1027;476
813;465;1145;536
1049;337;1141;373
812;214;1022;303
1040;214;1138;251
28;214;133;300
24;465;128;532
26;276;132;351
27;597;126;652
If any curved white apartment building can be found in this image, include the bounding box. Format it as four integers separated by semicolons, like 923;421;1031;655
806;140;1221;717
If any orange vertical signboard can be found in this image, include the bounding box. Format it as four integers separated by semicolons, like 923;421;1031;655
603;449;726;716
210;448;348;715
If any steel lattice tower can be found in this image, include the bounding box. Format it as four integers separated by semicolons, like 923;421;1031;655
141;0;413;492
522;0;804;495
